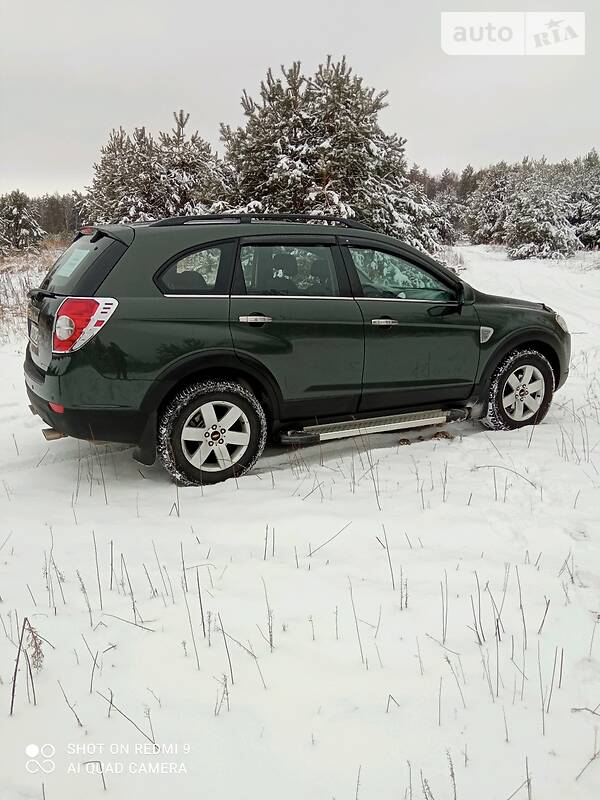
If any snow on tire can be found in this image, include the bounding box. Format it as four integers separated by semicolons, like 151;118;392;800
158;380;267;486
483;348;555;431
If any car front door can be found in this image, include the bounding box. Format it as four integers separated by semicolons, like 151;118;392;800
229;236;364;420
340;239;480;413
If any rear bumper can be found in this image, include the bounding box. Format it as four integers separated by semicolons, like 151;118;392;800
26;384;146;445
24;346;148;445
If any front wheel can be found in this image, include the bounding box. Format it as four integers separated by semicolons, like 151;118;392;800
158;380;267;485
484;349;554;431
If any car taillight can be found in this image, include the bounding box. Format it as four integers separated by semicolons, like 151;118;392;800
52;297;118;354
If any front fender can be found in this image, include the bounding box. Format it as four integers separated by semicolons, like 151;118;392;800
469;326;569;416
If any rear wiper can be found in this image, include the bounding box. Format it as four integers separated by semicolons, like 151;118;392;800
28;288;59;300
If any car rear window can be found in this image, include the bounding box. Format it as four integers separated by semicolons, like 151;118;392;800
155;241;236;295
40;233;127;295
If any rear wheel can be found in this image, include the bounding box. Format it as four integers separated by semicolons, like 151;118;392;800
158;380;267;485
484;349;554;431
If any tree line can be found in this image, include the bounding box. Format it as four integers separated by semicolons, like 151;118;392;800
0;190;80;253
1;56;598;260
410;153;600;258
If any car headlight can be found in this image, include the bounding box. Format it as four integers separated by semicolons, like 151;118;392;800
555;313;568;333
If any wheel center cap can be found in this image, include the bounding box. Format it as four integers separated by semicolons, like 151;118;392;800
211;430;221;441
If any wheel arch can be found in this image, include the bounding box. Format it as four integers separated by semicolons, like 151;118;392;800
519;339;561;389
141;350;282;431
469;331;562;420
482;332;561;390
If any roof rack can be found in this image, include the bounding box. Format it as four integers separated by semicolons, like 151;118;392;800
149;213;375;231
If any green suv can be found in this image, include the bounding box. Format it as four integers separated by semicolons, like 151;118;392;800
25;214;571;485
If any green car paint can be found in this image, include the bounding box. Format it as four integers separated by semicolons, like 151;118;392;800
24;219;571;461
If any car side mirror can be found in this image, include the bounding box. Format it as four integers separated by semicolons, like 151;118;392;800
459;281;474;305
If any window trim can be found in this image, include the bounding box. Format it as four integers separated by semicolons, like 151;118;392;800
153;238;238;296
348;296;461;305
163;294;230;299
338;238;461;303
233;238;352;298
229;295;356;301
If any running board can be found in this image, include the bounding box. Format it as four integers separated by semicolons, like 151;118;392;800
280;408;468;446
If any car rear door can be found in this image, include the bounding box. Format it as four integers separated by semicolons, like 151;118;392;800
229;235;364;420
340;238;480;413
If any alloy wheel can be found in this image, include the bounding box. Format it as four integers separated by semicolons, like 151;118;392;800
501;365;545;422
180;400;251;472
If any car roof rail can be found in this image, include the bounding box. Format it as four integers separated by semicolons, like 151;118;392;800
148;213;375;231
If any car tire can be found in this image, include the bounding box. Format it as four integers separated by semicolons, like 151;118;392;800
483;348;554;431
158;380;267;485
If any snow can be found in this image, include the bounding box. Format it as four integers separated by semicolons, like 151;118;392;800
1;245;600;799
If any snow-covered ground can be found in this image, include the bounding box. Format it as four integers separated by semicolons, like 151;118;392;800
1;245;599;800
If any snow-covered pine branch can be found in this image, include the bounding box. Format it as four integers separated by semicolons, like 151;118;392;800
219;57;447;254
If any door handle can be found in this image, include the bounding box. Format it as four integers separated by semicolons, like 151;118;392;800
238;315;273;324
371;317;399;327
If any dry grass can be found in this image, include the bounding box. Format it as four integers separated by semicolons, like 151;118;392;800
0;246;62;338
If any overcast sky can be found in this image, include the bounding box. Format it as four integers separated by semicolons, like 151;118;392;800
1;0;598;195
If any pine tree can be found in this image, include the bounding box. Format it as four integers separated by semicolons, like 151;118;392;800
457;164;478;200
408;163;424;186
220;58;445;253
0;190;45;251
437;168;458;194
159;110;226;216
123;127;165;222
80;127;143;223
306;57;387;216
408;165;436;199
80;113;224;224
430;188;464;245
358;131;441;252
466;162;516;244
504;179;580;259
35;193;80;234
460;154;600;256
566;150;600;249
578;191;600;249
220;61;311;212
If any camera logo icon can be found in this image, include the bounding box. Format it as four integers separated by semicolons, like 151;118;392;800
25;744;56;774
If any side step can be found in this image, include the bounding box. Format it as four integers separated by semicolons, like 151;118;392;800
280;408;468;446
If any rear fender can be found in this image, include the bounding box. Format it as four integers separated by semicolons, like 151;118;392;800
139;349;283;423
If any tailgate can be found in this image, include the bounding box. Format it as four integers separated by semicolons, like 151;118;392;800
27;229;129;372
27;292;64;372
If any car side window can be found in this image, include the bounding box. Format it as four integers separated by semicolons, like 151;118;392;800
239;244;340;297
348;247;456;302
157;242;234;295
